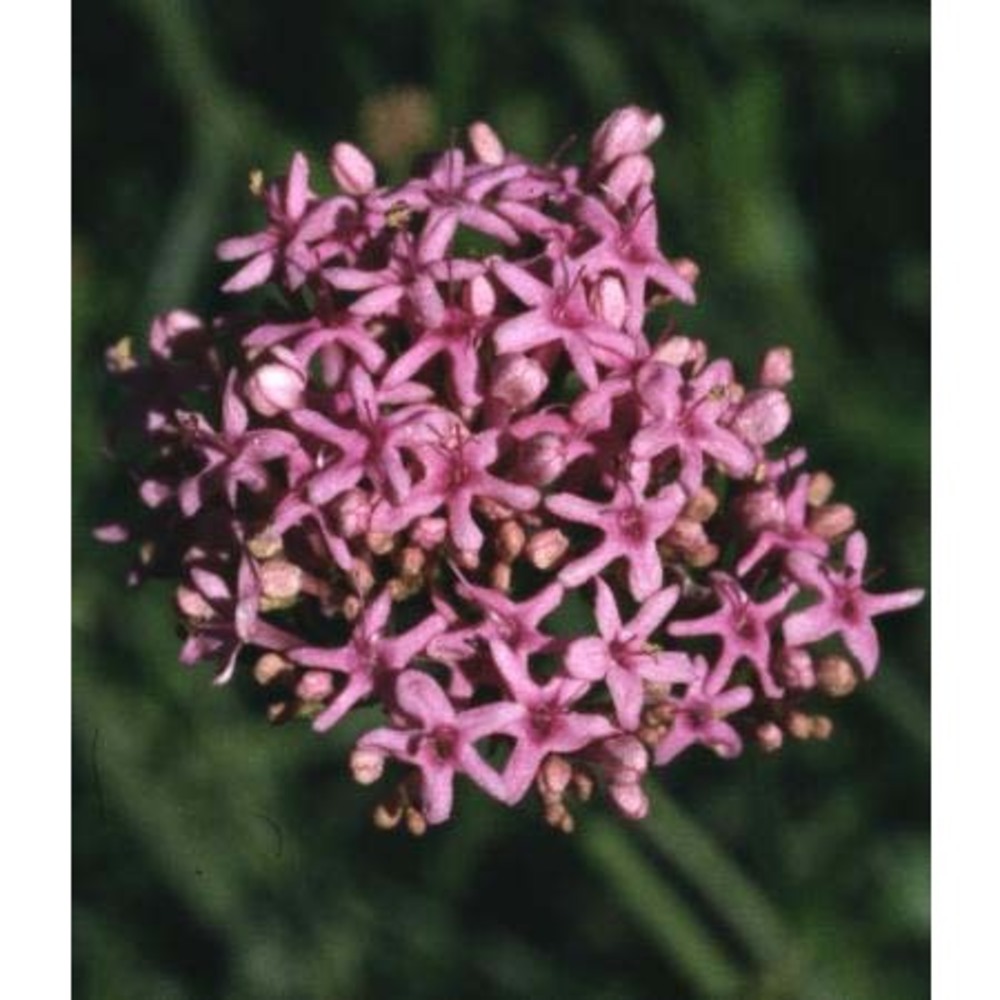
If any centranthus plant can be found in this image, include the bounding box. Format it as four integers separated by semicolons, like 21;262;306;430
98;107;924;835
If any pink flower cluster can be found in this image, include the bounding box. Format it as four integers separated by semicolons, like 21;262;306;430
100;107;924;834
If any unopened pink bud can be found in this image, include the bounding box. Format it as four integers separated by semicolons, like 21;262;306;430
525;528;570;569
733;486;785;533
604;153;655;202
733;389;791;446
776;647;816;690
329;141;376;195
350;747;386;785
591;106;664;166
490;355;549;410
816;654;858;697
175;584;213;621
517;432;567;486
756;722;784;753
333;489;371;537
467;121;506;165
139;479;172;509
297;669;334;702
673;258;701;287
259;559;303;602
254;653;293;686
590;273;628;328
463;273;497;318
759;346;794;388
411;517;448;551
808;503;856;541
652;334;694;367
538;755;573;799
245;348;307;417
609;780;650;820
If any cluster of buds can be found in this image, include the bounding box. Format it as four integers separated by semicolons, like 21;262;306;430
98;106;923;832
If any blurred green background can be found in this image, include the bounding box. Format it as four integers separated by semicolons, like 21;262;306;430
72;1;929;998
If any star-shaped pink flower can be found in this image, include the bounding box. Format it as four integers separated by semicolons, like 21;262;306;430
783;531;925;676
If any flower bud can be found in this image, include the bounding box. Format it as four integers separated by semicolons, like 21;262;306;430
245;347;307;417
815;654;858;698
609;781;650;820
490;355;549;410
733;486;785;533
259;558;303;603
496;519;527;562
732;389;791;446
329;141;376;195
332;489;371;537
463;273;497;318
175;584;213;621
604;153;655;202
808;503;856;541
811;716;834;740
253;652;293;686
351;747;386;785
517;432;567;486
672;258;701;287
139;479;172;509
652;334;693;367
467;121;505;165
149;309;203;360
758;346;794;388
591;106;664;166
411;517;448;551
807;471;836;507
589;273;629;328
756;722;784;753
538;755;573;801
682;487;719;523
297;670;334;702
776;647;816;690
525;528;570;570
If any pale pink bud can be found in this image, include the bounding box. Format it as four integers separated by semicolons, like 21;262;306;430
245;347;307;417
259;559;303;602
652;334;694;367
590;273;628;328
333;489;371;537
673;258;701;287
490;355;549;410
139;479;172;509
807;503;856;541
756;722;784;753
604;153;655;202
329;141;376;195
538;755;573;800
175;584;213;621
816;654;858;697
463;273;497;318
776;647;816;690
732;389;791;446
297;670;334;701
467;121;505;165
591;106;664;166
758;346;794;388
411;517;448;550
496;519;527;562
525;528;570;569
254;653;293;686
682;487;719;523
517;432;567;486
807;472;836;507
600;735;649;779
350;747;386;785
609;781;650;820
733;486;785;533
94;522;129;543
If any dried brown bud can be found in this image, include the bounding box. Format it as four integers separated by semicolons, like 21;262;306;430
816;655;859;698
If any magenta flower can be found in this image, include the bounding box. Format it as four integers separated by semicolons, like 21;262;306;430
783;531;925;676
653;656;754;765
668;572;795;697
290;589;447;731
565;578;693;729
101;107;924;832
354;670;519;824
547;473;686;600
